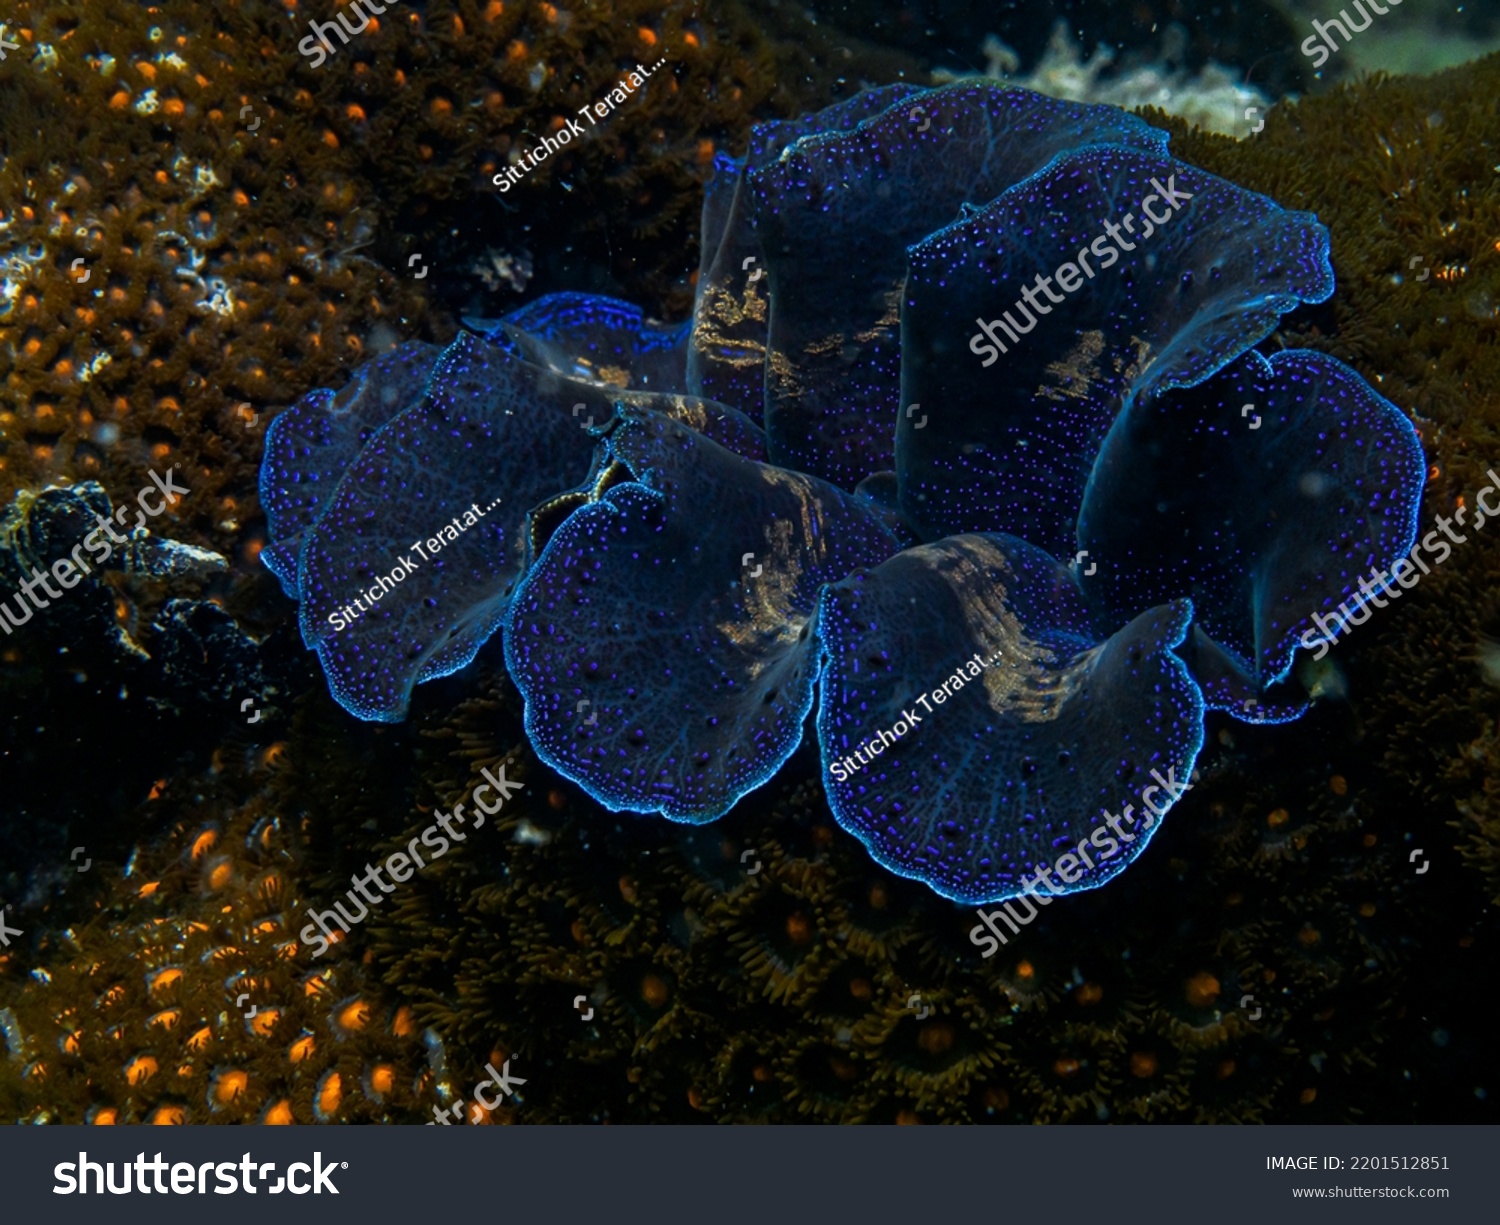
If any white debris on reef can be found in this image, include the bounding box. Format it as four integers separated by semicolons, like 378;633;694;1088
474;248;534;294
934;20;1275;140
0;244;46;320
78;352;112;383
196;277;237;317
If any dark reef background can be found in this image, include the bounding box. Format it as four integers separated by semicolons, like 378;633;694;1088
1;0;1498;1124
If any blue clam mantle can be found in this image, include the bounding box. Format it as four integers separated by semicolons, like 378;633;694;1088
258;82;1425;906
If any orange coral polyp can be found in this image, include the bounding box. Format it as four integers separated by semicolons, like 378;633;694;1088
316;1070;343;1118
147;967;183;996
1185;972;1221;1008
262;1099;295;1124
125;1054;158;1084
211;1068;250;1105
